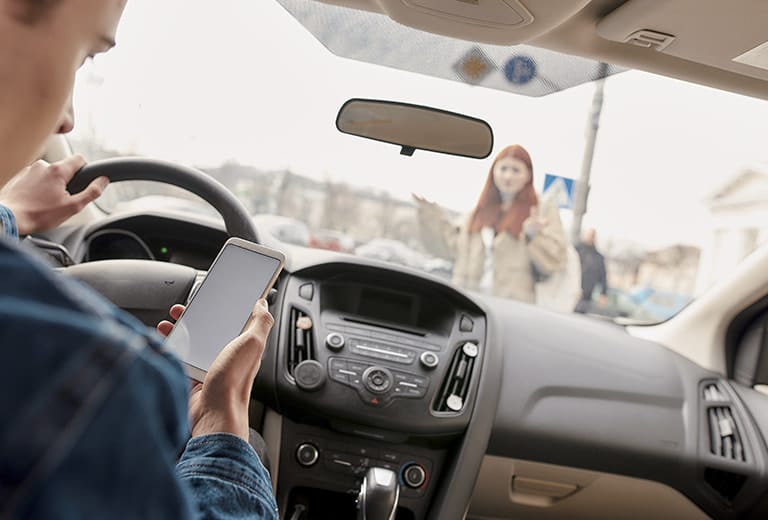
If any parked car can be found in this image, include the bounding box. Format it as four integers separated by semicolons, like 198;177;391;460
308;229;355;253
251;214;310;247
355;238;424;268
585;287;691;323
629;287;692;322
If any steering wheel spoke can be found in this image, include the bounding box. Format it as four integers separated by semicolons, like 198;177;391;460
62;157;259;326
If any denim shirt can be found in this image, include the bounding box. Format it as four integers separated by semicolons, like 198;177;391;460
0;204;278;519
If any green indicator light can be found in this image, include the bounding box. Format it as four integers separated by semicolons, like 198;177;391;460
161;247;169;254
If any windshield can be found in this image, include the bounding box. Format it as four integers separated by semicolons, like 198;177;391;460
70;0;768;324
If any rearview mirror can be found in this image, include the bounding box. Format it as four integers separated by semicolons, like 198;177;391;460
336;99;493;159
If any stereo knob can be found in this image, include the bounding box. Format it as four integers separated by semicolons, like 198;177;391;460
419;351;439;369
296;443;319;467
363;366;393;394
325;332;345;351
402;463;427;488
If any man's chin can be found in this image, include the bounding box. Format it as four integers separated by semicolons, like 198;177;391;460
39;134;70;161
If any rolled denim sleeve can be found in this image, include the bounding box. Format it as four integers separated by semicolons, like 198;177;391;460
0;204;18;240
177;434;279;520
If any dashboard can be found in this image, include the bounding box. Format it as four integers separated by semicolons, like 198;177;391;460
266;265;487;518
45;211;768;520
73;213;225;269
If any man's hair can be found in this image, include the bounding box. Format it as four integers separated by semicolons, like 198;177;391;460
10;0;62;25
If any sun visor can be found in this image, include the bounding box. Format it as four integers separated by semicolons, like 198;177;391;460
278;0;623;97
318;0;590;45
597;0;768;81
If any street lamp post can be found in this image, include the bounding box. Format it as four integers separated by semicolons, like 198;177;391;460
571;62;609;244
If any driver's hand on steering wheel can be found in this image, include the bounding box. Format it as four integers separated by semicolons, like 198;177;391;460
157;299;275;442
0;155;109;235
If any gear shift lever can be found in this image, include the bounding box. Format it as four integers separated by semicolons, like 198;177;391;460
357;467;399;520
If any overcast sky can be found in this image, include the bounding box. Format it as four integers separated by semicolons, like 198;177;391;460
70;0;768;250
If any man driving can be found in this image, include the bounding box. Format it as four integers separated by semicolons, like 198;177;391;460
0;1;278;517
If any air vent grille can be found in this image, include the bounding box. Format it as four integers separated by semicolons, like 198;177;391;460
703;383;727;401
708;406;746;462
433;342;478;413
287;307;315;377
704;468;747;503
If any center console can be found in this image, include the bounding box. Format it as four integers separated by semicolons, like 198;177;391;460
271;264;487;519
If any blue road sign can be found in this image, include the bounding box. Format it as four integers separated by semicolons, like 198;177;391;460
543;174;575;209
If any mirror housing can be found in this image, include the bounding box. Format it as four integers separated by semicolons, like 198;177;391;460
336;98;493;159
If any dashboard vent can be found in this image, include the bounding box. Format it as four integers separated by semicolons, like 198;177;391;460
286;307;315;377
705;468;747;503
708;406;746;462
433;342;478;413
703;383;727;401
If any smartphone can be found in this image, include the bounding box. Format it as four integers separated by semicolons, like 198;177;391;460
164;237;285;381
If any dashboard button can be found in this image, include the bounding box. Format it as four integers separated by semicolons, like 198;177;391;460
296;443;319;467
460;315;474;332
402;464;427;488
420;351;439;369
357;389;390;407
348;361;368;373
326;453;356;474
330;370;348;384
350;339;416;365
326;332;345;351
299;283;314;300
382;452;399;463
405;387;423;398
330;358;347;370
354;446;379;458
363;366;393;394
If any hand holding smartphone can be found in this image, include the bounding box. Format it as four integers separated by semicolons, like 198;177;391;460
164;237;285;381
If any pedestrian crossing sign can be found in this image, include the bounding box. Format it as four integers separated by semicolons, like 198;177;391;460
543;174;575;209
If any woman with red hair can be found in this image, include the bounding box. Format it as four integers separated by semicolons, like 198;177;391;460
415;144;567;303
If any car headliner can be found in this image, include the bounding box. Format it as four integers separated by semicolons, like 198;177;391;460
293;0;768;101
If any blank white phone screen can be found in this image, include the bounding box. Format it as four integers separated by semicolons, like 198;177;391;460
165;244;280;372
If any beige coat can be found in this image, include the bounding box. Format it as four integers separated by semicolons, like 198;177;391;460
417;200;567;303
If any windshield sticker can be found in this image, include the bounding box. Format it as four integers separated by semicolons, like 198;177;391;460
504;55;537;85
453;47;496;85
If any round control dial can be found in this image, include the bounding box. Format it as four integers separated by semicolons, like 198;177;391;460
294;360;326;391
362;366;393;394
325;332;345;351
402;463;427;488
296;443;319;467
419;351;439;369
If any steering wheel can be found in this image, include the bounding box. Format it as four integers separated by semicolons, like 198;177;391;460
63;157;259;326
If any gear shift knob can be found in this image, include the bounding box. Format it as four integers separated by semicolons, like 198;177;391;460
357;467;399;520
